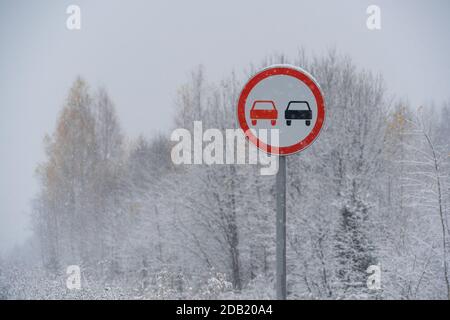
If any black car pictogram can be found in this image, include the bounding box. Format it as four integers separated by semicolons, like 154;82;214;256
285;101;312;126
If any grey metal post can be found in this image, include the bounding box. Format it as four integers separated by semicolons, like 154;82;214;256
276;155;287;299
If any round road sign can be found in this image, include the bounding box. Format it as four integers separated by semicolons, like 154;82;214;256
237;65;325;155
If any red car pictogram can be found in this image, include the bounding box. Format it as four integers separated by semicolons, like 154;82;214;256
250;100;278;126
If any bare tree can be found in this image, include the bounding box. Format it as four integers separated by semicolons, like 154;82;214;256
402;107;450;299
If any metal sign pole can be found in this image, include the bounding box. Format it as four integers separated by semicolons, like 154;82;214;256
276;155;287;300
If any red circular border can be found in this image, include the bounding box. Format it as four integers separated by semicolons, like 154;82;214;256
237;65;325;155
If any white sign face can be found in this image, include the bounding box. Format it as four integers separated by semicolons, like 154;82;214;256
237;65;325;155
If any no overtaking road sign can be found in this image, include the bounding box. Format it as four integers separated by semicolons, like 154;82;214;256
237;65;325;155
237;64;326;300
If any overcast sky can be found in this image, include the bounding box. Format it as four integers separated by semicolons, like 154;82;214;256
1;0;449;255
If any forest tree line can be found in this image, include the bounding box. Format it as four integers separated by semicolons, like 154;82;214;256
1;51;449;299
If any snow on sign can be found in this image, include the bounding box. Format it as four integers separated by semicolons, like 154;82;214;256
237;65;325;155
